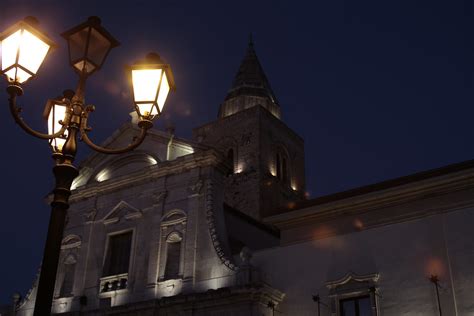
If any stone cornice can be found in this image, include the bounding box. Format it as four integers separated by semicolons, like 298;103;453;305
193;105;303;144
64;283;285;315
70;149;230;203
265;166;474;232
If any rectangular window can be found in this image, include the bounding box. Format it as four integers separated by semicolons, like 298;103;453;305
164;241;181;279
102;231;132;277
340;296;371;316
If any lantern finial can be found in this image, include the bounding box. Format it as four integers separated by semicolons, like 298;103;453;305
24;16;39;26
87;16;101;26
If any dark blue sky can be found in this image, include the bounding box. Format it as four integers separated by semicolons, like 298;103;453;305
0;0;472;304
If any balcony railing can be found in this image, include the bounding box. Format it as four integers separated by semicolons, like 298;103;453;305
99;273;128;293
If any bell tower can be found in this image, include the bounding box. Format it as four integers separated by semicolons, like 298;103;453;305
194;38;305;220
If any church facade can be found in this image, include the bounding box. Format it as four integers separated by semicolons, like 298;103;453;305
8;41;474;316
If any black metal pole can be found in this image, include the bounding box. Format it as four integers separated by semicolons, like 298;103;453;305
312;294;326;316
434;281;442;316
33;164;78;316
435;283;442;316
429;275;442;316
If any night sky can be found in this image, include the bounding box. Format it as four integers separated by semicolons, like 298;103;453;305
0;0;471;304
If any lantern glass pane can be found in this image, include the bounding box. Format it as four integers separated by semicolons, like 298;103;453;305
87;28;111;67
67;27;89;68
1;30;21;71
137;103;156;117
48;103;68;151
18;30;50;75
132;69;162;103
73;60;96;73
5;68;31;83
156;72;170;112
53;137;67;151
1;28;50;83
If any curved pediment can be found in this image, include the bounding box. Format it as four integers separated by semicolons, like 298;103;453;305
326;271;379;289
161;209;187;226
61;235;82;249
71;151;160;189
92;152;159;183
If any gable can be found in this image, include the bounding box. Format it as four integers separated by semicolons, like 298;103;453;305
102;201;142;225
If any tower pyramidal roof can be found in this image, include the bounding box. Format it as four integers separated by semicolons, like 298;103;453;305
218;36;281;119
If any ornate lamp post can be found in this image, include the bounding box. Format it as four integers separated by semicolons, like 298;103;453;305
0;16;175;315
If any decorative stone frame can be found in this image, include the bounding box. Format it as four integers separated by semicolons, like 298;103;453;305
326;272;380;316
98;200;142;296
99;228;136;297
54;235;81;299
157;210;187;282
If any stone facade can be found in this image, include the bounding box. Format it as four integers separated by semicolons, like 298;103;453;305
5;42;474;316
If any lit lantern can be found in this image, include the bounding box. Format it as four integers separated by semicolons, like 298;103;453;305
130;52;175;120
61;16;119;75
43;98;69;152
0;16;55;84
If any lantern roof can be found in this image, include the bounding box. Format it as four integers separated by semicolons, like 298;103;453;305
131;52;176;91
0;16;56;47
60;16;120;48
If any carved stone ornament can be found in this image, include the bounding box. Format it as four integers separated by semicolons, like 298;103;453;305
188;180;203;196
153;191;168;205
83;208;98;222
326;271;379;290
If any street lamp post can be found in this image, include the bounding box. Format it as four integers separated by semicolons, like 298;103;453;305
0;16;175;315
429;275;443;316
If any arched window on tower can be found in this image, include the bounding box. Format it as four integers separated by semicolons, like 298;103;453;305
282;156;288;183
276;153;281;179
227;148;234;174
275;148;290;185
164;232;183;280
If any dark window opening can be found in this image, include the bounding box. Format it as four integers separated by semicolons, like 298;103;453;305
60;262;75;296
227;148;234;174
276;153;281;179
282;157;288;183
164;240;181;280
276;151;289;184
340;296;372;316
103;231;132;277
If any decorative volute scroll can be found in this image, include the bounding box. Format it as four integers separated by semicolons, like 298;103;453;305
205;181;237;271
102;200;142;225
